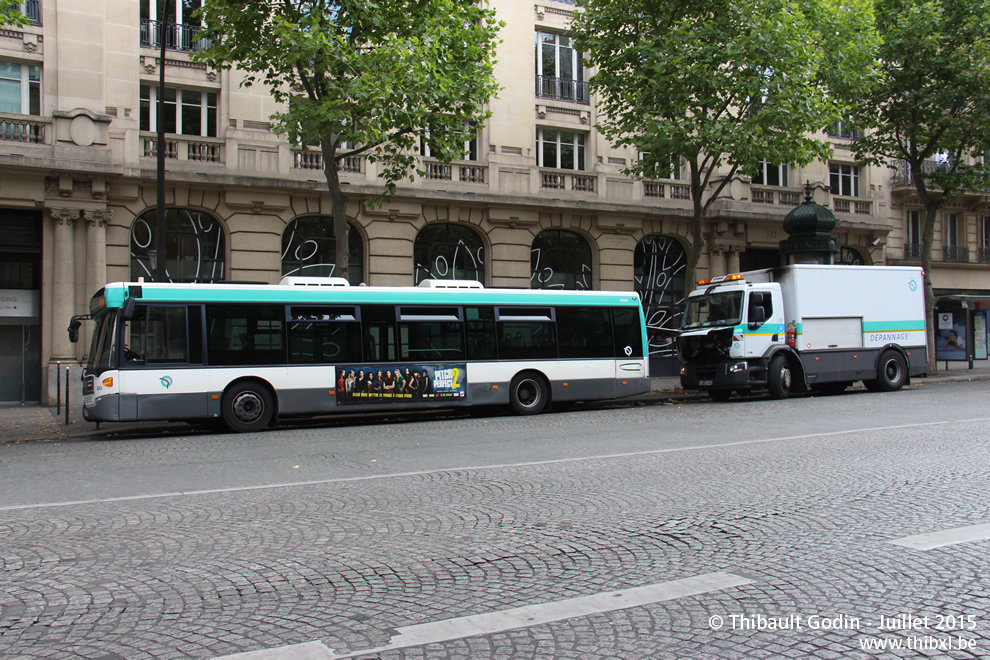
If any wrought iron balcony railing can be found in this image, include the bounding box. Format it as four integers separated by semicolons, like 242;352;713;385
904;244;923;260
140;19;212;52
943;246;970;263
536;75;589;105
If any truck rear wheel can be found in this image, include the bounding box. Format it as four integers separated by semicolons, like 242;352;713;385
873;350;907;392
767;354;792;400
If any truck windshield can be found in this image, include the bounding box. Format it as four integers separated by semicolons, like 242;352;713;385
681;291;743;329
86;311;119;375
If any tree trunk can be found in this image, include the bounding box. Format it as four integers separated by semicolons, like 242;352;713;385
321;138;349;282
909;155;939;376
684;162;707;290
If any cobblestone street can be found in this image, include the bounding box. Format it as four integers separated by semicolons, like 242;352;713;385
2;382;990;659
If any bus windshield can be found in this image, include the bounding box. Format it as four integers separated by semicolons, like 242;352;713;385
86;311;119;374
681;291;743;329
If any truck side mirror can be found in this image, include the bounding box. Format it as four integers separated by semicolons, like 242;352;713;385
748;305;766;328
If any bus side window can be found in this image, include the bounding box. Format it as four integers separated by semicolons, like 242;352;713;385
465;306;496;360
361;306;396;363
612;307;644;358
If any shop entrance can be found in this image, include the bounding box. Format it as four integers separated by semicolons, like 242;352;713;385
0;209;43;403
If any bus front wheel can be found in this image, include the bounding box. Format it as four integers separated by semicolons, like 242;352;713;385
222;382;274;433
509;372;548;415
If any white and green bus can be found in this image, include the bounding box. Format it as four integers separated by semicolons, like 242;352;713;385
73;278;649;432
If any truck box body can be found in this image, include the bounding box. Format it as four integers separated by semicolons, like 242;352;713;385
677;265;927;398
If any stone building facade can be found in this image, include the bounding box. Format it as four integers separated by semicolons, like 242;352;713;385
1;0;987;403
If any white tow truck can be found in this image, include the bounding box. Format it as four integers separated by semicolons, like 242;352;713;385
677;265;927;400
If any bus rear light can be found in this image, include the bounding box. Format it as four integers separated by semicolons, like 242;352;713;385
102;377;113;387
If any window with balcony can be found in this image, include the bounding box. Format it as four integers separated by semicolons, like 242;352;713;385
140;0;208;51
0;60;40;116
979;216;990;263
943;211;968;262
535;31;588;104
753;160;789;187
140;85;217;137
829;163;859;197
538;129;585;170
905;209;922;259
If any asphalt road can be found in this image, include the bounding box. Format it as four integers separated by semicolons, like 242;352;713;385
1;381;989;659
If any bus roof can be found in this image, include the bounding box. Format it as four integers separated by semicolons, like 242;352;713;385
93;281;641;313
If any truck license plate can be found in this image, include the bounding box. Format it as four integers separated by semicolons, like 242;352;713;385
698;380;713;386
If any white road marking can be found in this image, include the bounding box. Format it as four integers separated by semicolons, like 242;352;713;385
888;522;990;551
4;417;988;512
211;572;753;658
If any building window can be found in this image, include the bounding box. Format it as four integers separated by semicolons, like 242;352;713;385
829;163;859;197
753;160;788;187
414;223;485;285
535;31;588;104
538;129;585;171
0;60;41;116
980;216;990;263
419;122;479;161
634;235;686;360
905;209;922;260
281;216;364;285
531;229;592;290
944;212;959;246
140;85;217;137
839;247;864;265
140;0;209;52
828;118;863;139
130;208;226;283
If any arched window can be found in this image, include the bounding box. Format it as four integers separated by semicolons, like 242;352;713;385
634;235;687;358
531;229;592;290
839;246;864;265
413;223;485;284
130;208;225;282
281;216;364;285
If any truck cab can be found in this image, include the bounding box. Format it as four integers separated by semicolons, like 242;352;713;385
677;274;788;399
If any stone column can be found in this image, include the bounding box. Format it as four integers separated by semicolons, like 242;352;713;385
708;245;726;278
726;246;741;274
50;208;79;360
83;209;111;352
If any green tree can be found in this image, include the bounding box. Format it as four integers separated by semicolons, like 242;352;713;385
851;0;990;373
571;0;877;288
194;0;501;281
1;0;28;26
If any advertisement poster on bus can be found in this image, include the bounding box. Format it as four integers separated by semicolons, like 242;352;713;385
334;364;467;403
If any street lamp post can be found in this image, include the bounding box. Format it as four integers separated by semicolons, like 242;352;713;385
155;0;170;282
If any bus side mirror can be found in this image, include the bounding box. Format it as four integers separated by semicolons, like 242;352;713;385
122;297;136;320
67;315;89;343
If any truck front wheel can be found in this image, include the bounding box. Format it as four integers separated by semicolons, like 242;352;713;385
872;350;907;392
767;355;792;400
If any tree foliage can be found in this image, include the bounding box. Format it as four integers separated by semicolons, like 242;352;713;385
851;0;990;372
195;0;502;280
571;0;877;286
0;0;28;27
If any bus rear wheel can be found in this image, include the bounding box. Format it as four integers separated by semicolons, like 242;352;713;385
222;382;274;433
509;372;548;415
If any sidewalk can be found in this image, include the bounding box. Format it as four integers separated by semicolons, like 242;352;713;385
2;360;988;444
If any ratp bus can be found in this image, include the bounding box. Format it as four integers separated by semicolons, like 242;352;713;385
76;278;649;432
